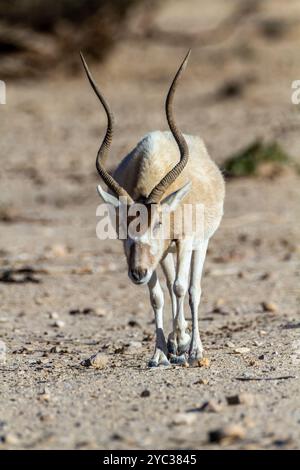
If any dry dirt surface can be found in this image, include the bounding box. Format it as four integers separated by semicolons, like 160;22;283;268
0;0;300;450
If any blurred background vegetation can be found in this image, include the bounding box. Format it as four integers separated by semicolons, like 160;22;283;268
0;0;156;77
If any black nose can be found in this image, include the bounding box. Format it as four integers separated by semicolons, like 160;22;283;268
131;268;147;282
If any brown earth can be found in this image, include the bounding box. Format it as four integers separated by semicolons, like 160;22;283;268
0;0;300;450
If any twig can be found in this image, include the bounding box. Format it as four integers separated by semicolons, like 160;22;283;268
236;375;297;381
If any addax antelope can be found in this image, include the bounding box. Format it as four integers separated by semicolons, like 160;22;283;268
80;51;225;367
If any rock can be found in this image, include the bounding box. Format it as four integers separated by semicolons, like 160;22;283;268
94;307;107;317
259;330;267;336
0;340;7;364
3;433;19;445
199;400;223;413
197;357;210;368
172;413;197;426
226;393;254;406
127;341;143;352
225;341;236;348
49;244;68;258
140;389;150;398
81;352;108;369
38;412;54;422
49;311;59;320
209;424;246;444
234;347;250;355
258;354;265;360
52;320;65;328
38;387;51;402
262;301;278;313
194;378;209;385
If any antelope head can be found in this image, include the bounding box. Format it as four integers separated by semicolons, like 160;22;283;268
80;51;192;285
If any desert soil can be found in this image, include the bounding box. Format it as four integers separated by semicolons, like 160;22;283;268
0;0;300;450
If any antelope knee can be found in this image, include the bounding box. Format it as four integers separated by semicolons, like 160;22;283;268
150;286;164;310
189;286;201;305
174;279;188;298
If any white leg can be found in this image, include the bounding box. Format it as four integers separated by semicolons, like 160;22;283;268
188;239;209;365
169;238;193;364
160;252;176;325
147;271;170;367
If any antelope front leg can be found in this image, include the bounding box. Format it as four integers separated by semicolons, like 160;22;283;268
147;271;170;367
168;239;193;364
188;239;208;365
160;252;177;326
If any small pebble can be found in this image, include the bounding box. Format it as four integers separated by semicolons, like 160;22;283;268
209;424;246;444
194;378;209;385
38;387;51;402
234;347;250;355
49;312;59;320
95;308;107;317
140;389;150;398
226;393;254;406
262;301;278;313
197;357;210;368
3;433;19;445
127;341;143;352
81;352;108;369
0;340;7;364
52;320;65;328
172;413;197;426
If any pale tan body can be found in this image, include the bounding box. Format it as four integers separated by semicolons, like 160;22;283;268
111;131;225;366
114;131;225;240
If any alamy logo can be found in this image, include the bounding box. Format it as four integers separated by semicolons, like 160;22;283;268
0;80;6;104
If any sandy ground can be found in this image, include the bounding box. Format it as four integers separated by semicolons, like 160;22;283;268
0;0;300;449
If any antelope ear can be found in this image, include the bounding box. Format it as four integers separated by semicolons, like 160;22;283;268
160;181;192;212
97;184;121;208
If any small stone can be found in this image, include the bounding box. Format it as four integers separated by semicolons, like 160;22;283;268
140;389;150;398
197;357;210;367
262;301;278;313
225;341;236;348
234;347;250;355
214;298;225;308
49;244;68;258
81;352;108;369
172;413;197;426
71;266;93;275
49;312;59;320
258;354;265;360
3;433;19;445
94;307;107;317
259;330;267;336
226;393;254;406
52;320;65;328
194;378;209;385
38;413;54;422
39;387;51;402
209;424;246;444
127;341;143;352
0;340;7;364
